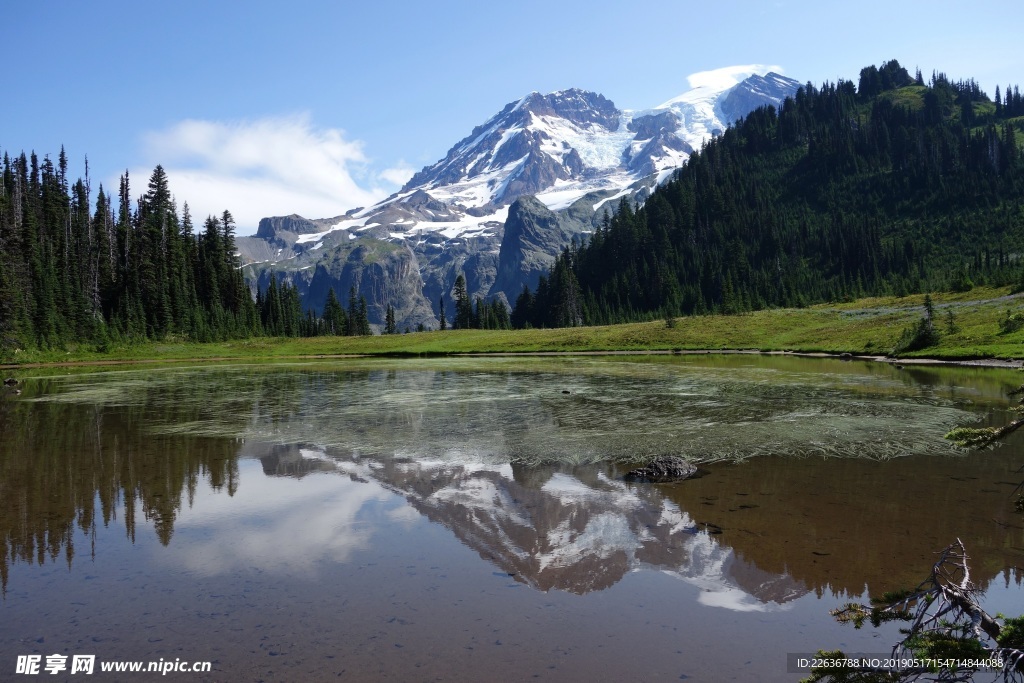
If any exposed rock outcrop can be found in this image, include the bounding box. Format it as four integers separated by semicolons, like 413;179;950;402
490;195;596;305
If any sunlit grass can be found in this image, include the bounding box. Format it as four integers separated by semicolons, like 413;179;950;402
3;286;1021;366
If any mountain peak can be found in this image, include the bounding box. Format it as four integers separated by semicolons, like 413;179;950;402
400;87;624;200
719;71;802;124
240;65;802;331
392;69;799;218
517;89;621;130
686;64;785;91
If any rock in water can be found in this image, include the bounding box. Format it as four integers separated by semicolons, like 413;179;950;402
624;456;697;483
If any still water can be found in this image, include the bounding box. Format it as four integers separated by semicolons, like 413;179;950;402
2;355;1024;681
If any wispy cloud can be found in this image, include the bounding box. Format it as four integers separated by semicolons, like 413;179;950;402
378;161;415;187
129;114;403;233
686;64;784;91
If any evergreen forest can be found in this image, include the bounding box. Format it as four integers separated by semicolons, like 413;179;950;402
0;160;373;354
514;60;1024;328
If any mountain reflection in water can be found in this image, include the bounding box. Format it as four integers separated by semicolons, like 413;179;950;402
254;443;806;608
249;440;1024;606
3;357;1024;603
3;357;1024;682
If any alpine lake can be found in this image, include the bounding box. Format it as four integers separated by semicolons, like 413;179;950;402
2;354;1024;682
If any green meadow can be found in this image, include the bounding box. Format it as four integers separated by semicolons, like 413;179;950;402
3;286;1022;367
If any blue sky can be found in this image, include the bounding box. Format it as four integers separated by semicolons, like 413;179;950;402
6;0;1023;233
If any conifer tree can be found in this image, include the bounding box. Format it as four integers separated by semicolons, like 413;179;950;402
322;287;346;335
453;274;473;329
357;296;371;335
346;286;358;336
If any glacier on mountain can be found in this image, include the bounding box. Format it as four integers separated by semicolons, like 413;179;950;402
236;66;801;330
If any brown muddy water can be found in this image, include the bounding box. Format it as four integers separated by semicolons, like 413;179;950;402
2;355;1024;682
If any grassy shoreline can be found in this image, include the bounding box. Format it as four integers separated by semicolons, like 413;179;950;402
3;287;1022;369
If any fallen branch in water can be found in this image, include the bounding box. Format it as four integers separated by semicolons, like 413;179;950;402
945;406;1024;450
946;419;1024;449
805;540;1024;682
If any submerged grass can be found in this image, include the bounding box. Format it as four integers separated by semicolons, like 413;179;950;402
2;286;1021;367
21;356;992;467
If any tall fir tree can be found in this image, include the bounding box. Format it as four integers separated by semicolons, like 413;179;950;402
453;274;473;329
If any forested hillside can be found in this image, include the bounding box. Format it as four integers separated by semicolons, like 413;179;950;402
514;61;1024;328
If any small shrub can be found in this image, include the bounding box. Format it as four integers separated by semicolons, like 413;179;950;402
1000;309;1024;334
890;295;941;355
892;317;939;355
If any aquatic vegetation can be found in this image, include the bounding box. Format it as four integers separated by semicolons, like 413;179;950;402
23;357;979;466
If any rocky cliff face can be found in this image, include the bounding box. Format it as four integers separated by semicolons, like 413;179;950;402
243;238;438;332
236;70;801;329
491;195;599;305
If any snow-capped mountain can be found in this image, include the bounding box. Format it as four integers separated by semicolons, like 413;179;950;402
396;69;798;214
236;67;801;330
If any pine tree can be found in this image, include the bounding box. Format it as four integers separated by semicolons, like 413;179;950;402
511;286;533;329
219;209;239;314
322;287;346;335
346;286;358;336
137;165;176;337
263;274;283;336
357;296;371;335
453;274;473;329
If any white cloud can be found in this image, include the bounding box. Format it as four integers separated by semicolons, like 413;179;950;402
686;64;784;91
127;114;403;234
378;161;415;187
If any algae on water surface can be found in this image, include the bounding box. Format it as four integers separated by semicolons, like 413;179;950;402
22;356;989;466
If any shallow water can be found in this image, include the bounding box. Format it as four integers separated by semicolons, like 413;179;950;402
2;355;1023;681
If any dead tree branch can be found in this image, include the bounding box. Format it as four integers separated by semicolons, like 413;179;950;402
810;540;1024;682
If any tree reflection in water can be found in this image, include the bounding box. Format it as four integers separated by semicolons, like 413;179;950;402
2;357;1023;610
